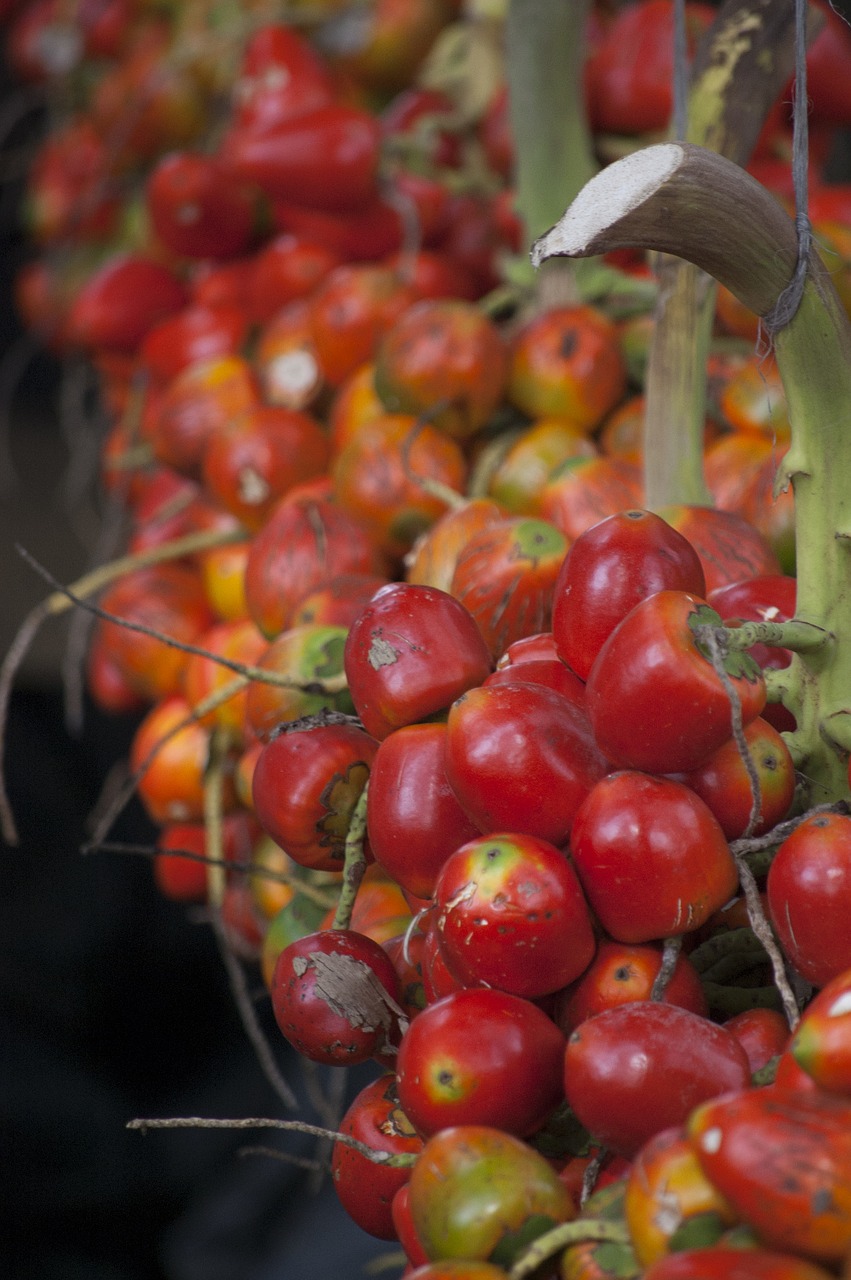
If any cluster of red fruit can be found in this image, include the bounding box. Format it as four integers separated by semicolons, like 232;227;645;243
5;0;851;1277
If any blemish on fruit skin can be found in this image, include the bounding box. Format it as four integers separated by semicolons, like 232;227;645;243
368;635;400;668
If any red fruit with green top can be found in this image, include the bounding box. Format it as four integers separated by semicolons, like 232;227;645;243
585;590;767;775
407;1125;574;1265
433;832;595;999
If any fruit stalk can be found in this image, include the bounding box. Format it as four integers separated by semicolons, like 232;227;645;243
643;0;808;509
533;141;851;803
504;0;597;301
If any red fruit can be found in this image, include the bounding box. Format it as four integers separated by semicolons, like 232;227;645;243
331;1075;423;1240
767;811;851;987
146;151;260;261
444;681;607;847
202;404;330;531
569;771;739;944
551;508;706;680
554;939;708;1035
366;723;480;901
396;988;566;1137
564;1002;751;1156
585;591;767;775
66;254;189;354
222;104;381;212
433;832;595;998
245;495;386;639
271;928;404;1065
343;583;493;742
250;715;379;873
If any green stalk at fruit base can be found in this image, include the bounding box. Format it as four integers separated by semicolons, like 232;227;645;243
643;0;809;509
532;143;851;804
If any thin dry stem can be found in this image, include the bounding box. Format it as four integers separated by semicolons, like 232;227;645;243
210;912;299;1111
126;1116;416;1167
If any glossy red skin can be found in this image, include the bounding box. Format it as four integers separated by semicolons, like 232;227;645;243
245;495;386;639
657;505;781;594
570;771;739;944
233;22;336;134
223;104;381;212
251;719;379;872
680;715;796;840
585;0;715;135
707;573;797;732
153;823;211;902
496;632;560;666
687;1088;851;1262
245;233;344;324
343;583;493;742
444;682;608;847
554;939;708;1035
395;987;566;1137
201;403;331;531
138;304;249;387
433;833;595;999
421;919;468;1003
806;0;851;126
642;1247;837;1280
392;1184;430;1269
551;509;706;680
586;590;767;775
564;1002;751;1156
706;575;796;651
331;1074;423;1240
66;253;189;354
367;723;480;900
309;264;418;387
146;151;258;260
271;928;404;1066
724;1007;791;1076
767;812;851;987
788;966;851;1094
272;196;406;263
483;659;587;711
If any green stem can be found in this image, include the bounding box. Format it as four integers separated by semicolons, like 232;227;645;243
331;781;369;932
505;0;597;303
699;619;832;654
532;142;851;803
508;1218;631;1280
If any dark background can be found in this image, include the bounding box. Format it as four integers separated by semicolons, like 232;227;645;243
0;45;394;1280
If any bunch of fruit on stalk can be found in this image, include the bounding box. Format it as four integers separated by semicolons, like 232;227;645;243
5;0;851;1276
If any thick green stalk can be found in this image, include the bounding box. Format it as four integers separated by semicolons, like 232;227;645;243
644;0;806;509
505;0;597;303
532;143;851;803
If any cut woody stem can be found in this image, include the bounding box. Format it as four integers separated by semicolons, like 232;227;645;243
642;0;813;509
533;141;851;806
